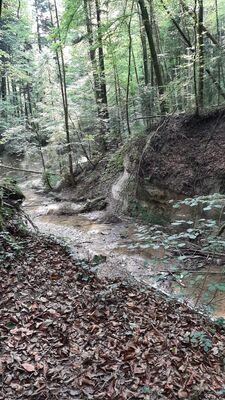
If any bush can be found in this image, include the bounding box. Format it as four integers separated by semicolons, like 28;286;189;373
0;179;26;266
0;178;25;230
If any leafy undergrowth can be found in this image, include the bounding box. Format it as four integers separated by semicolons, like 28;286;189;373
0;236;225;400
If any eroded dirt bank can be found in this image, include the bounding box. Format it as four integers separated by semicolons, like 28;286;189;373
139;109;225;197
54;109;225;210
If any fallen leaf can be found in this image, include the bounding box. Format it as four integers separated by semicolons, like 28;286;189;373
21;363;36;372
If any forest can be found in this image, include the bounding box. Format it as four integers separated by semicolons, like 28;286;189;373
0;0;225;171
1;0;225;399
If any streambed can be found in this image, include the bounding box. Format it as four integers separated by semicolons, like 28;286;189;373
1;154;224;318
21;184;225;319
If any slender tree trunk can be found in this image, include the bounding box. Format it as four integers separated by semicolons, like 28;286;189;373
215;0;222;104
1;75;7;101
193;0;199;115
1;73;7;119
109;38;123;137
179;0;221;48
83;0;107;151
95;0;109;147
11;80;20;117
48;0;74;180
126;0;135;136
34;0;42;52
138;0;166;114
19;83;24;117
198;0;204;110
139;10;149;86
162;0;225;101
26;83;33;116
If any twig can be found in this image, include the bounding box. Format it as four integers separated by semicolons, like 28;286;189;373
168;271;186;287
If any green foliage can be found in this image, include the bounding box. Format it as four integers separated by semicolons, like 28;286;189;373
170;194;225;253
0;178;24;229
217;386;225;396
106;148;125;174
121;194;225;314
140;386;151;394
0;230;24;266
0;178;25;265
189;331;213;353
42;171;60;191
215;317;225;327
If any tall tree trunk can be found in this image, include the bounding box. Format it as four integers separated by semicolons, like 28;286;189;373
139;10;149;86
138;0;166;114
48;0;74;180
95;0;109;146
11;80;20;117
215;0;222;104
34;0;42;52
1;72;7;119
179;0;220;48
198;0;204;111
109;37;123;136
125;0;135;136
83;0;107;151
83;0;101;109
193;0;199;114
161;0;225;101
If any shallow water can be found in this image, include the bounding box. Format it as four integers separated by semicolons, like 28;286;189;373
1;156;225;318
22;187;225;318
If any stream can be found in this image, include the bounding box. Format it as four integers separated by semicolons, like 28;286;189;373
21;182;225;319
1;156;225;319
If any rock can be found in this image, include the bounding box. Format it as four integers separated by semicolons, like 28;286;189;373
98;213;122;224
79;197;107;213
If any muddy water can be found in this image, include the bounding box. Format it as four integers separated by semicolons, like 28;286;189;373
20;184;225;319
1;156;224;318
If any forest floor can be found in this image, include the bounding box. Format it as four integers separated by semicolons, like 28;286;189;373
1;233;225;400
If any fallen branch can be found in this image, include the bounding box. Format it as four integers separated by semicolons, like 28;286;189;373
0;163;58;175
173;248;225;259
154;270;225;275
218;224;225;237
168;271;186;287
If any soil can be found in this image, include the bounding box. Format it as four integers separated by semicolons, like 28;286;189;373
140;108;225;196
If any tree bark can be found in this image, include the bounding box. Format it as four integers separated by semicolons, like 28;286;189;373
94;0;109;150
138;0;166;114
161;0;225;101
34;0;42;52
198;0;204;110
48;0;74;180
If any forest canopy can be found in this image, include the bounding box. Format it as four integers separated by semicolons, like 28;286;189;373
0;0;225;177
